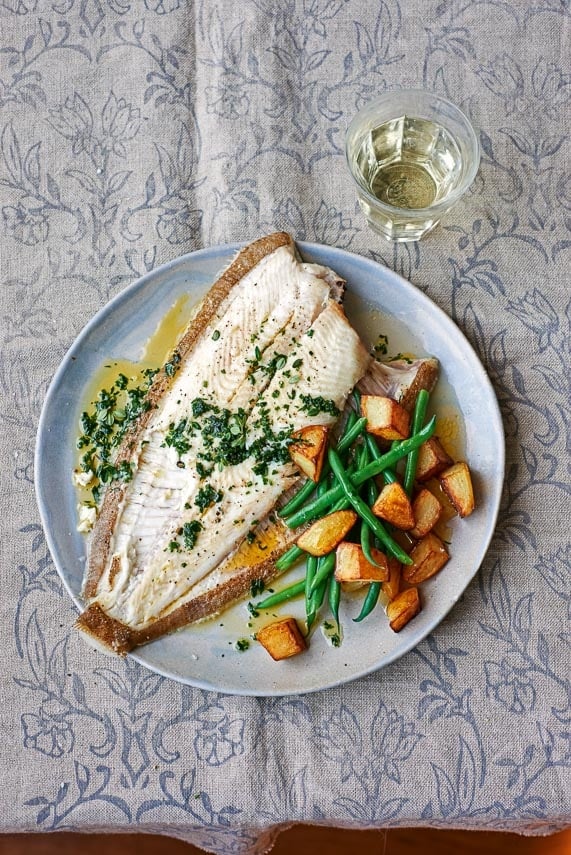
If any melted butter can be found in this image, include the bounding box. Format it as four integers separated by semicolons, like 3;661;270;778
435;405;463;460
140;293;196;365
220;524;285;574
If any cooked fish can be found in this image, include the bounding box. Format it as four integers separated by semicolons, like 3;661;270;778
77;233;371;653
358;357;439;411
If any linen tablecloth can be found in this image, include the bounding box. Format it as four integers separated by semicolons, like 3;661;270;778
1;1;570;851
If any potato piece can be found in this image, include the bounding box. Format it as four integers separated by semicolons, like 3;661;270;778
361;396;410;441
415;437;453;482
387;587;421;632
403;532;449;583
257;618;307;661
410;488;443;538
296;509;357;556
382;557;401;601
289;424;329;483
371;482;415;530
334;542;389;583
439;461;475;518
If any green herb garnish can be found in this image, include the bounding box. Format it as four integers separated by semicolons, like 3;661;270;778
299;394;340;418
195;483;223;512
182;520;202;550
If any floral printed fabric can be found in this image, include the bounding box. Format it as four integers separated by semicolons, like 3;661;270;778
1;1;570;852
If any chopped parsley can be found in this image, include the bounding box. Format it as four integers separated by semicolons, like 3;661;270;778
168;540;181;552
163;418;191;458
192;397;211;417
211;330;220;341
235;639;250;652
246;350;288;381
374;333;389;355
164;350;181;377
196;461;212;479
76;367;157;505
299;394;340;418
250;578;265;597
195;483;223;512
182;520;202;550
388;352;414;364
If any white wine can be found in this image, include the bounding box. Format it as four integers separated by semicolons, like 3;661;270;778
345;91;480;241
354;116;463;211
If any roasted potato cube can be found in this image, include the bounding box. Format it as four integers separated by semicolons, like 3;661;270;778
334;542;389;583
410;488;443;538
361;396;410;441
296;509;357;556
415;437;453;482
371;482;415;530
387;587;421;632
403;532;449;583
382;557;401;601
439;461;475;518
257;618;307;661
289;424;329;483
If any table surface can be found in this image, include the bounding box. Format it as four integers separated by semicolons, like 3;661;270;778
1;1;570;852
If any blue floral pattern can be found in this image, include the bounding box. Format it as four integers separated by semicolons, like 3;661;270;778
1;1;570;851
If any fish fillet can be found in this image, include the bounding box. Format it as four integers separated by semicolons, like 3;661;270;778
77;233;371;653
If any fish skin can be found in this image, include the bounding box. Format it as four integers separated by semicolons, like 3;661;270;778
358;357;439;411
77;233;370;653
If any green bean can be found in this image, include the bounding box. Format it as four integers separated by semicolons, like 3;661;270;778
254;579;305;610
285;417;436;529
343;407;358;434
305;479;329;628
309;550;336;593
360;480;385;568
328;448;413;565
336;416;367;454
403;389;429;496
279;417;365;518
328;577;341;625
275;544;304;572
365;433;397;485
279;479;316;518
353;582;381;622
308;573;328;617
305;555;318;631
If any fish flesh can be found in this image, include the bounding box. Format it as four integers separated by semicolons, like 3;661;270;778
77;233;371;653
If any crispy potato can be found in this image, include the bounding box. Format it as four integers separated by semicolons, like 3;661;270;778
256;618;307;661
372;481;415;530
361;396;410;441
410;488;443;538
289;424;329;483
403;532;449;583
296;509;357;556
387;587;421;632
415;437;454;482
439;461;475;518
334;542;389;583
382;557;401;601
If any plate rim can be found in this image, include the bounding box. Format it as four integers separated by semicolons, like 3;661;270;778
35;239;505;696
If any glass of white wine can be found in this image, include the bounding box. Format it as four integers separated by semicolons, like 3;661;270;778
345;89;480;242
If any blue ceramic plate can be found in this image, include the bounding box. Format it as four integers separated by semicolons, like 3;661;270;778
35;242;504;696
